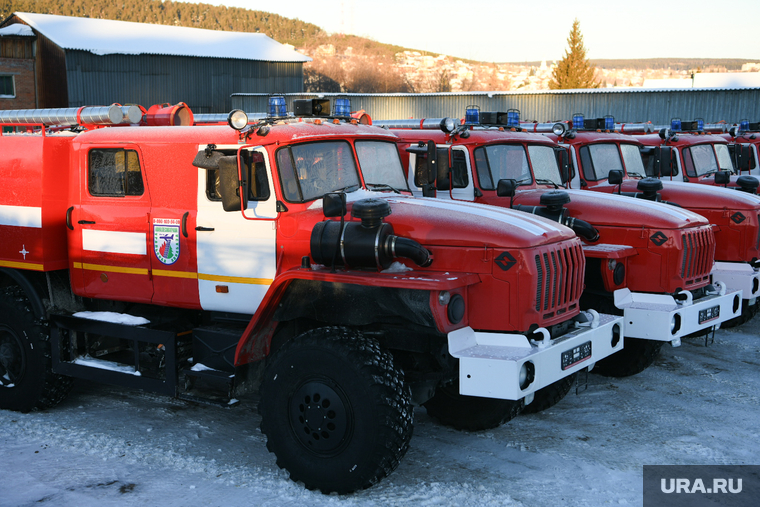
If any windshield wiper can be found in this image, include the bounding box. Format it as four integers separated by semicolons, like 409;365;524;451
514;177;532;186
627;172;645;178
333;183;361;193
535;178;559;188
366;183;401;194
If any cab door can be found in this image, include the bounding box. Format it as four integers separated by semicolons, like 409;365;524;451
72;145;153;303
195;146;277;315
407;146;474;200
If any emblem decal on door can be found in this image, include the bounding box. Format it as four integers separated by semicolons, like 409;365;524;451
153;218;181;265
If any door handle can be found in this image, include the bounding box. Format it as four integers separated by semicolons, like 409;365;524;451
182;212;189;238
195;226;215;232
78;220;96;225
66;207;74;230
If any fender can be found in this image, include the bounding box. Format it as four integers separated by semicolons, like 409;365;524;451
234;266;481;365
0;268;48;319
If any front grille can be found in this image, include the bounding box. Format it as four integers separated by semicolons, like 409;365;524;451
535;241;584;314
681;227;715;286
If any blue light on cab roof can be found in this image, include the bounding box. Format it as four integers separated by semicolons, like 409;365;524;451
696;118;704;131
740;119;750;131
334;97;351;117
269;96;287;117
671;118;682;132
465;106;480;125
573;113;585;128
507;109;520;127
604;115;614;130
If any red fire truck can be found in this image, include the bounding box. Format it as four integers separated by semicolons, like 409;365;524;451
375;111;741;383
0;100;623;493
720;120;760;179
536;115;760;325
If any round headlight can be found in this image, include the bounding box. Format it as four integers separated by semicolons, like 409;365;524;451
519;361;535;390
227;110;248;130
440;117;457;134
552;123;567;136
671;313;682;335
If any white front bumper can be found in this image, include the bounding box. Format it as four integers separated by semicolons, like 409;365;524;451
613;285;742;343
711;261;760;303
448;313;624;401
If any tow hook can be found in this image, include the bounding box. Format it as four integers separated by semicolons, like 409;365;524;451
674;289;693;306
705;281;727;297
574;309;600;329
530;327;552;348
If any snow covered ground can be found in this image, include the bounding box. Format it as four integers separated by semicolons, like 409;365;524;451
1;319;759;507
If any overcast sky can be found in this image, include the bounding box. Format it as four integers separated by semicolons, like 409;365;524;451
197;0;759;62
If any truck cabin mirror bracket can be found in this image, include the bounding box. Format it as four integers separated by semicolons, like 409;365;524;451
608;170;624;193
496;178;518;207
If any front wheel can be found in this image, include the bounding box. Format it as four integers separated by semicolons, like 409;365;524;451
0;287;73;412
521;374;577;414
423;382;523;431
258;327;413;494
592;338;663;377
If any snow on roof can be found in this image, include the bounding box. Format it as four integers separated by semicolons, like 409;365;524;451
12;12;311;63
0;23;34;37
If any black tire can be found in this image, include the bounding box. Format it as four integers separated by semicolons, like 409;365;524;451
0;287;73;412
592;337;663;377
521;373;577;414
721;299;759;329
258;327;413;494
423;382;523;431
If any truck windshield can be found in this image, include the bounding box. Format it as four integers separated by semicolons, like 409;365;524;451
683;144;719;177
582;144;624;181
355;141;409;191
527;145;563;185
276;141;361;203
715;144;734;172
473;144;532;190
620;144;647;177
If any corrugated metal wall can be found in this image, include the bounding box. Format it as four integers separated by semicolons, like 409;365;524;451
231;90;760;124
66;52;304;112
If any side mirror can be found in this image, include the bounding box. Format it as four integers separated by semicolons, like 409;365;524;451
653;146;675;177
218;155;249;212
496;178;517;198
407;140;438;189
322;192;347;218
715;171;731;186
608;170;624;185
554;147;570;183
735;144;752;172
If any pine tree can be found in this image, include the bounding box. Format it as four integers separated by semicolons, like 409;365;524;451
549;19;600;90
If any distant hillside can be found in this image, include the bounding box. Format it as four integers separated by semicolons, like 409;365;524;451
511;59;752;72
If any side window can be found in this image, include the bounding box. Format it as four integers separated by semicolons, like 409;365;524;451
88;148;144;197
682;147;696;177
474;147;494;190
579;146;595;181
277;148;301;202
205;151;271;202
435;149;468;190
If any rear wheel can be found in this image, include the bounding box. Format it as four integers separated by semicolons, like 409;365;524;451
423;382;523;431
258;327;413;494
0;287;73;412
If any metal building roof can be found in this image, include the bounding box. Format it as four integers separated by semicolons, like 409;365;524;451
11;12;311;63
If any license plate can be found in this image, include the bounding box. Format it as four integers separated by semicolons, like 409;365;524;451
699;305;720;324
561;341;592;370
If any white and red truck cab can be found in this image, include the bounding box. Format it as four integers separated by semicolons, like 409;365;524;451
719;120;760;180
376;110;741;380
544;115;760;325
0;100;623;494
633;118;759;193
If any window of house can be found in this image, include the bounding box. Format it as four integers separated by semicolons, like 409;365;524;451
88;149;144;197
0;75;15;98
